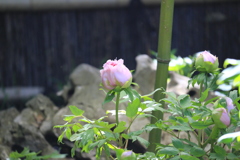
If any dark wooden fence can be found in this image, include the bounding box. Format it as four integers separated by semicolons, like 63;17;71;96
0;1;240;92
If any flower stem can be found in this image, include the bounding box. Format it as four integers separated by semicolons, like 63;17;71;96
116;91;121;125
203;125;219;149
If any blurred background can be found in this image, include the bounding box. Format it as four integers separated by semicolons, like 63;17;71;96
0;0;240;109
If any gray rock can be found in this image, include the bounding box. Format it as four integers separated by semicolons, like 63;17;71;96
0;107;20;146
0;145;11;159
25;94;59;135
58;64;101;101
14;107;57;155
69;63;101;86
134;54;156;95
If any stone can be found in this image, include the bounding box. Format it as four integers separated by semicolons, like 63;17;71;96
25;94;59;135
134;54;156;95
0;145;11;160
58;63;101;101
69;63;101;86
0;107;20;146
13;107;57;155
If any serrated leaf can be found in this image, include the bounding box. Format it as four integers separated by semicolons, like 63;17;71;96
69;105;84;116
126;98;140;118
113;121;126;133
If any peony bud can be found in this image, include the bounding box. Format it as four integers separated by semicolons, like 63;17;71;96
195;51;219;73
212;108;230;129
121;150;136;160
225;97;235;113
100;59;132;90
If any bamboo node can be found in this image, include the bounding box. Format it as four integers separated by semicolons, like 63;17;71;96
156;58;171;64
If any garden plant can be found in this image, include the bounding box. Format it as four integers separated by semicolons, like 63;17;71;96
53;50;240;160
8;0;240;159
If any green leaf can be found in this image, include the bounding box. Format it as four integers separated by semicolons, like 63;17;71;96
66;127;72;139
172;137;184;150
103;90;115;104
159;147;179;155
209;153;225;160
169;124;192;131
103;144;111;158
180;154;199;160
58;132;64;143
223;58;240;68
169;156;181;160
131;136;149;147
189;146;205;157
72;124;82;132
124;87;134;102
214;146;226;156
204;96;219;106
196;73;206;85
126;98;140;118
113;121;126;133
40;151;66;159
229;90;238;99
89;139;106;149
178;95;192;108
199;88;210;102
191;121;211;129
227;153;239;159
69;105;84;116
63;115;76;122
121;133;130;139
142;88;161;98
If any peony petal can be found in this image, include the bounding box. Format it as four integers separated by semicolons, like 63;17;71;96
220;109;230;126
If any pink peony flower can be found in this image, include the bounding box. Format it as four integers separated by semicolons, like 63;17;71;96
201;51;217;63
100;59;132;90
212;108;230;129
121;150;136;160
195;50;219;73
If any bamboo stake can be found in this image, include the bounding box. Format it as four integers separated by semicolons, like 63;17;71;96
147;0;175;153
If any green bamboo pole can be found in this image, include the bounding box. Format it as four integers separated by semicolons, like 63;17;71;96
147;0;175;152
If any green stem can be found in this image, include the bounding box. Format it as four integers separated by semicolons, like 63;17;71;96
202;125;219;149
147;0;175;153
116;92;121;125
